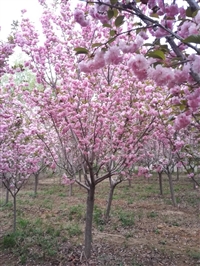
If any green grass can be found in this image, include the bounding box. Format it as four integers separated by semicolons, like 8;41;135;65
147;211;158;218
68;204;84;221
0;217;64;264
188;250;200;260
93;205;104;226
65;224;82;237
118;210;135;226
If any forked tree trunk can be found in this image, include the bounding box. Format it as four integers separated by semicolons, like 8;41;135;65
158;172;163;196
167;171;177;207
104;182;116;221
84;185;95;259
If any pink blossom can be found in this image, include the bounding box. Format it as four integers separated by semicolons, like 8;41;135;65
93;50;105;69
139;30;149;40
104;46;123;65
74;9;89;27
148;65;174;86
148;0;157;10
174;113;191;130
154;20;173;38
178;7;186;19
178;21;194;38
165;4;179;17
174;140;184;151
192;55;200;74
79;50;105;73
187;88;200;112
79;61;91;73
62;174;75;185
188;173;194;178
128;54;149;80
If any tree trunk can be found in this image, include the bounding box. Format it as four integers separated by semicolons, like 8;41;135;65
6;187;9;204
158;172;163;196
13;196;17;232
176;167;179;181
104;183;116;221
84;185;95;259
79;170;82;182
167;172;177;207
69;183;73;196
128;179;131;187
34;173;39;196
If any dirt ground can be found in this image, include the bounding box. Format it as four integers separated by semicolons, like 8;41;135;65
0;175;200;266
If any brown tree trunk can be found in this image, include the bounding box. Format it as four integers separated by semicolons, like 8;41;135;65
84;185;95;259
13;196;17;232
104;183;116;221
158;172;163;196
79;170;82;182
167;171;177;207
69;183;73;196
6;187;9;204
34;173;39;196
176;167;179;181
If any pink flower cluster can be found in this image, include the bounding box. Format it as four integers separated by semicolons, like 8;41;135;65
174;113;191;131
0;42;14;77
74;9;89;27
79;50;105;73
128;54;149;80
62;173;75;186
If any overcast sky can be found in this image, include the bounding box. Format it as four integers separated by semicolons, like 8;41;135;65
0;0;79;41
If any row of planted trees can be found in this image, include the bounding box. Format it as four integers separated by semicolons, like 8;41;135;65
1;0;200;259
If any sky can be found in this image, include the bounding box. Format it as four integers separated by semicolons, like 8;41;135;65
0;0;42;41
0;0;79;41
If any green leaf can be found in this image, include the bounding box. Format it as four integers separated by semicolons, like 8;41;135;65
115;15;125;27
183;35;200;44
143;43;153;46
108;10;114;20
136;28;142;34
150;13;159;18
103;23;112;28
92;43;102;48
147;50;165;60
185;7;198;18
113;9;118;18
110;0;118;4
179;104;186;111
192;10;199;18
186;7;193;17
74;47;89;55
110;30;116;36
108;37;116;44
160;44;169;51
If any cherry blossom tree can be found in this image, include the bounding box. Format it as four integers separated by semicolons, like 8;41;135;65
0;82;47;232
4;0;198;258
74;0;200;130
10;1;170;257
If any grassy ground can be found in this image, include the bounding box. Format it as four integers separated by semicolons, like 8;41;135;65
0;174;200;265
